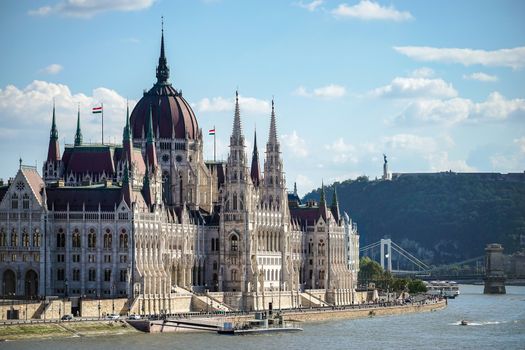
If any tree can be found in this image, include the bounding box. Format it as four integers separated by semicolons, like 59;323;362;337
407;280;427;294
358;257;383;283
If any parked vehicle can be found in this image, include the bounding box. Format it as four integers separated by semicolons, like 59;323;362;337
106;314;120;320
128;314;141;320
61;314;73;320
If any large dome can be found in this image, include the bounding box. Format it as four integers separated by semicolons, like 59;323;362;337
130;30;199;140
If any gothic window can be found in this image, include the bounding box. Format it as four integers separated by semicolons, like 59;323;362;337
33;229;40;247
22;229;29;247
88;229;96;248
211;238;215;251
213;261;218;270
0;229;6;246
22;193;30;209
233;193;237;210
103;231;112;250
239;192;244;210
72;269;80;281
10;229;18;247
119;230;128;249
72;229;81;248
88;268;96;281
231;269;238;281
120;269;127;282
230;235;238;252
57;268;65;281
11;194;18;209
56;229;65;248
104;269;111;282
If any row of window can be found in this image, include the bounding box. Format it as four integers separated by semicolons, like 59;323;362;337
10;193;31;210
56;268;128;282
57;253;128;264
0;253;39;262
56;229;128;250
0;229;40;247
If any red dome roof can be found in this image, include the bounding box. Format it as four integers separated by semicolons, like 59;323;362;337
130;85;199;140
130;29;199;140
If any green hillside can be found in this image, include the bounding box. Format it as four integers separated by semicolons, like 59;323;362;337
303;173;525;264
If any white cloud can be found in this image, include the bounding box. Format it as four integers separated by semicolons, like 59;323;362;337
29;0;153;18
462;72;498;82
39;64;63;75
515;137;525;154
394;46;525;70
296;0;324;12
281;130;308;157
394;92;525;126
371;77;457;99
294;84;346;99
325;138;359;164
195;95;271;115
425;151;476;172
410;67;434;78
295;174;314;196
383;134;437;153
0;80;134;143
332;1;413;21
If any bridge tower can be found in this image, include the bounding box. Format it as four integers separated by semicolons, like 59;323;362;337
483;243;506;294
380;239;392;272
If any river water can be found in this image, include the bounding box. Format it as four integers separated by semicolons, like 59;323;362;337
3;284;524;350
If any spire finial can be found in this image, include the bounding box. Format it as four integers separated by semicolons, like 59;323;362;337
268;97;278;144
74;104;82;146
50;100;58;140
320;181;326;205
19;157;22;170
156;17;170;85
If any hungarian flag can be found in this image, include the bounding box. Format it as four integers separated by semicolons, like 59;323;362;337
92;106;103;114
209;128;215;135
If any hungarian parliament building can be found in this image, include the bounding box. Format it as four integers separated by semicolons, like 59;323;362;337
0;30;360;314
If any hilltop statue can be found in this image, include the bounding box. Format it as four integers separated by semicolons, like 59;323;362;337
382;154;390;180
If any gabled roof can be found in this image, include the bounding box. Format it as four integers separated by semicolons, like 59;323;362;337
63;145;117;174
46;185;122;211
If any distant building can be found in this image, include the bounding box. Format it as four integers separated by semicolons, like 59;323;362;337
0;29;360;312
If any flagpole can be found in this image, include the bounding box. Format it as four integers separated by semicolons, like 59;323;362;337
101;102;104;145
213;125;216;162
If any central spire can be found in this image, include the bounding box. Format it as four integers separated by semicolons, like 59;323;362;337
230;90;244;145
156;16;170;85
74;105;82;146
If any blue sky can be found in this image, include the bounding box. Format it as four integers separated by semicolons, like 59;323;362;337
0;0;524;195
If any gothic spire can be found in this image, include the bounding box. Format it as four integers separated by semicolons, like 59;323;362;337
50;100;58;140
145;104;158;170
230;90;244;146
146;103;154;144
47;101;60;162
320;181;326;205
123;102;131;141
294;182;298;196
250;129;261;187
331;185;340;222
268;98;278;145
74;105;83;146
156;17;170;85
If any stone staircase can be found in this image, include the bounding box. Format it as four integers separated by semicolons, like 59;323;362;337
172;286;232;312
300;291;332;308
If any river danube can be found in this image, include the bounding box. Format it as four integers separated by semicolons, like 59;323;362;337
3;285;524;349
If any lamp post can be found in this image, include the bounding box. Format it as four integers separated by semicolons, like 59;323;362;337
97;294;101;319
112;283;115;314
64;278;68;299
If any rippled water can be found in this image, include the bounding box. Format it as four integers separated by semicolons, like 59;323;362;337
3;285;525;350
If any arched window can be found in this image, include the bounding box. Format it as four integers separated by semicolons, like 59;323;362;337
231;269;238;281
33;229;40;247
88;228;96;248
213;261;218;270
10;229;18;247
233;193;237;210
230;235;238;252
22;229;29;247
239;192;244;210
56;228;65;248
103;230;112;249
119;229;128;249
72;229;81;248
11;194;18;209
22;193;30;209
0;228;6;246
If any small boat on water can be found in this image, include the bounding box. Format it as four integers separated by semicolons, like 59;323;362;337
218;315;302;335
460;320;468;326
424;281;460;299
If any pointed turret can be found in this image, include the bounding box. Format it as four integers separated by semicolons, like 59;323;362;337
230;90;244;146
294;182;298;196
319;181;328;220
74;105;83;146
142;169;153;210
121;163;132;206
122;103;132;165
250;129;261;187
268;98;278;146
156;18;170;85
47;101;60;161
145;104;158;170
331;186;340;222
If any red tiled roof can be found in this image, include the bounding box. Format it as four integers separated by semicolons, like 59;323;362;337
63;146;116;175
46;186;122;211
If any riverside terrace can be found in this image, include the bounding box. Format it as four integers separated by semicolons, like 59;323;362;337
0;296;446;339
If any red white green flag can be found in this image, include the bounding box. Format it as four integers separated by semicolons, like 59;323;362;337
92;106;103;114
209;128;215;135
